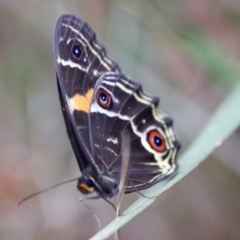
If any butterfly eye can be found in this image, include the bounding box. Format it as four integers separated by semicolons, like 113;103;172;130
72;44;82;58
147;130;166;152
97;89;111;108
84;178;94;187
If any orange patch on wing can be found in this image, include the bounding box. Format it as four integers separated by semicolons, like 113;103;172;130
68;88;94;113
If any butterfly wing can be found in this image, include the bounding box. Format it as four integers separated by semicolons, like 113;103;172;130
54;14;120;171
88;73;181;192
54;14;180;194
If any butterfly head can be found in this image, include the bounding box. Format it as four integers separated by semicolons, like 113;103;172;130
77;171;119;197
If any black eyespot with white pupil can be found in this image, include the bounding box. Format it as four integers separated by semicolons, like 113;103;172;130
72;45;81;58
97;89;111;108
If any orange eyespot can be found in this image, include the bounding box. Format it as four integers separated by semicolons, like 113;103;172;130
147;129;166;152
97;89;111;108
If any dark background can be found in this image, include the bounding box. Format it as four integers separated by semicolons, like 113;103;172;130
0;0;240;239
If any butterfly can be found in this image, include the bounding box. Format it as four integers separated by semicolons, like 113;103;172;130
53;14;181;200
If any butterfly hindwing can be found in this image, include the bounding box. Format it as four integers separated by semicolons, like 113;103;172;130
88;73;180;192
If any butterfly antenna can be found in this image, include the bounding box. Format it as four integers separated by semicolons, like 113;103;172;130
79;197;102;231
17;178;79;206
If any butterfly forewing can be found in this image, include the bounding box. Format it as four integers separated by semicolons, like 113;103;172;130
54;15;121;172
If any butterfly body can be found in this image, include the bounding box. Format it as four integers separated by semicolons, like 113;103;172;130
54;14;180;199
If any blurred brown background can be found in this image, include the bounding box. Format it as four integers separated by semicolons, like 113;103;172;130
0;0;240;239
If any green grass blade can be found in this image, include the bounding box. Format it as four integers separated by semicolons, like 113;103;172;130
90;81;240;240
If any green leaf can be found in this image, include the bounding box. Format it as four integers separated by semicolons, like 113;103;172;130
90;81;240;240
